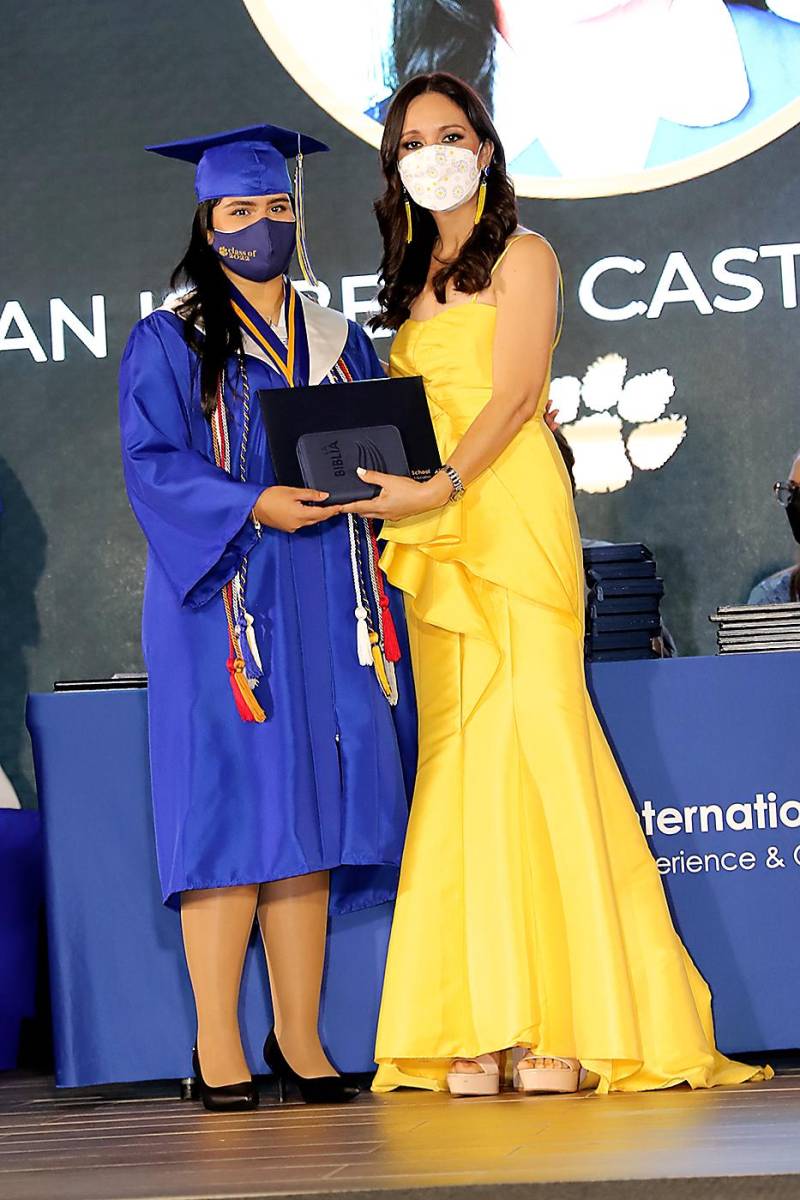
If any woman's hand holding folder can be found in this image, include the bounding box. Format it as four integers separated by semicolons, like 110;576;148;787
253;486;343;533
341;468;452;522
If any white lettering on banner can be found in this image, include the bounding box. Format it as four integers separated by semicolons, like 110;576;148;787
655;850;758;876
647;253;714;320
640;794;800;877
640;792;800;837
3;238;798;363
759;243;800;309
293;279;332;308
711;248;764;314
578;257;647;322
50;296;107;361
580;240;800;322
341;274;392;339
0;301;48;362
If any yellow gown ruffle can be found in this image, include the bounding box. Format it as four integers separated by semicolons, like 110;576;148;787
372;240;769;1094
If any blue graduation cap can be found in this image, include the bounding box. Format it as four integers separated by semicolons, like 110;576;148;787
146;123;329;202
146;123;329;286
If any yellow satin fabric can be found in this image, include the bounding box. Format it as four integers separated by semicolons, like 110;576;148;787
373;280;769;1094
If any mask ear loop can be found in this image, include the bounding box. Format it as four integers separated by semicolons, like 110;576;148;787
294;139;319;288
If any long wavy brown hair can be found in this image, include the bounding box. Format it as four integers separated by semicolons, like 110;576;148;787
371;72;518;331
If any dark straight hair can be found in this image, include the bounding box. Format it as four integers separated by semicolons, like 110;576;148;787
371;71;518;331
170;200;244;421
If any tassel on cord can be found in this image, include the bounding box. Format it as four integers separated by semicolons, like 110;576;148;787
226;636;266;723
236;617;262;684
348;516;374;666
356;606;373;666
385;659;399;706
364;518;399;705
404;191;413;244
233;668;267;722
213;370;267;723
232;577;262;681
382;607;401;663
228;663;254;721
294;145;319;288
243;612;263;675
223;583;266;723
370;630;393;699
368;520;402;663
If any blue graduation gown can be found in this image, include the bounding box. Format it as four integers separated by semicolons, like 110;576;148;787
119;295;417;910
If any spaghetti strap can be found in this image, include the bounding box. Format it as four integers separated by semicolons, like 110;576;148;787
491;232;564;348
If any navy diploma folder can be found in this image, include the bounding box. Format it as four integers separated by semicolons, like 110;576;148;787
258;374;441;506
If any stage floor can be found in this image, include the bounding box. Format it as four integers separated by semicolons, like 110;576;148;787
2;1069;800;1200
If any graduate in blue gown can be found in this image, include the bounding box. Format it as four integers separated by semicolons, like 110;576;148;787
119;124;416;1109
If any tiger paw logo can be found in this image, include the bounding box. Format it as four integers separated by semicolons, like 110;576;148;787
551;354;687;494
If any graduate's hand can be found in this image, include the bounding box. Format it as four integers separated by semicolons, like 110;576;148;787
253;487;343;533
340;468;452;521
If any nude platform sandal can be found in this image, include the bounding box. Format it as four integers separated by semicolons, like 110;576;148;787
512;1048;581;1094
446;1052;506;1097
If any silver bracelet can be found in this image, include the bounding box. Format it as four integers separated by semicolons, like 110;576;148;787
440;463;466;504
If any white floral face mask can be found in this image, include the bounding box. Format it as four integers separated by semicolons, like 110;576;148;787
398;142;484;212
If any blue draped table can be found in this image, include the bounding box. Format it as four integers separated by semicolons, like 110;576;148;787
27;651;800;1088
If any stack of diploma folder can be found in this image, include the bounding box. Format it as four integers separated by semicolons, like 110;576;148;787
584;543;664;662
709;602;800;654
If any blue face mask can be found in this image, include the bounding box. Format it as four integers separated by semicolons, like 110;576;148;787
212;216;296;282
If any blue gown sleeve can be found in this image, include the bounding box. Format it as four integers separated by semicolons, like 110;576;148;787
119;313;265;609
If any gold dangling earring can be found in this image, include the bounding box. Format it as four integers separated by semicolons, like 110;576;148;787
404;187;413;244
474;166;489;226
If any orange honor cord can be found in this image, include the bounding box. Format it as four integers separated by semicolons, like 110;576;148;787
212;374;267;723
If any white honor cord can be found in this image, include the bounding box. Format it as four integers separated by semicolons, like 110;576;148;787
347;514;373;667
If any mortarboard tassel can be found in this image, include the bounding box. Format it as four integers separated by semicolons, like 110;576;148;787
294;146;320;289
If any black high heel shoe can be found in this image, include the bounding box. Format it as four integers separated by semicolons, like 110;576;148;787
191;1046;259;1112
263;1030;359;1105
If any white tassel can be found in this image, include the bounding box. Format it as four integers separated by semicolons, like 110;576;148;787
385;659;399;706
243;610;263;673
355;606;373;666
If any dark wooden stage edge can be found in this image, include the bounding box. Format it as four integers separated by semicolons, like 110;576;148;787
2;1070;800;1200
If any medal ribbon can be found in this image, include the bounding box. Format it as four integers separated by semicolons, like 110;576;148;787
228;278;310;387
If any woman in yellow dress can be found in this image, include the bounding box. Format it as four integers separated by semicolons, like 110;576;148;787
342;71;768;1098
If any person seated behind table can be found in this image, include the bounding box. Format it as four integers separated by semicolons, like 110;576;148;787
748;450;800;604
553;428;677;656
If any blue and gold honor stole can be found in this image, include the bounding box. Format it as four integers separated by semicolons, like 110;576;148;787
228;278;310;387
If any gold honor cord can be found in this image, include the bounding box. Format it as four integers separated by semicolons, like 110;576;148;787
231;285;297;386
